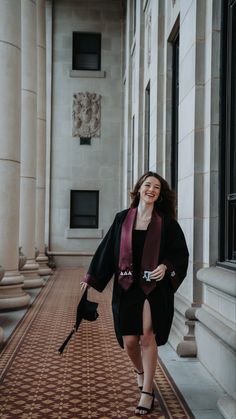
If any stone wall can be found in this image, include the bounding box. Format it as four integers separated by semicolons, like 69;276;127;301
122;1;236;417
47;0;123;260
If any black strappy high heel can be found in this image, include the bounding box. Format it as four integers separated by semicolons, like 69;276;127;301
135;390;155;415
134;369;144;391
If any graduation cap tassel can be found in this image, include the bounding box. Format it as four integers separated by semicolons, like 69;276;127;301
58;327;75;354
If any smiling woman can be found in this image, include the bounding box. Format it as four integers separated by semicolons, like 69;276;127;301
135;176;161;230
139;177;161;202
80;171;189;415
130;171;176;219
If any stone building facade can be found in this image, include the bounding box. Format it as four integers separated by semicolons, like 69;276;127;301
0;1;235;418
45;0;123;266
121;2;236;417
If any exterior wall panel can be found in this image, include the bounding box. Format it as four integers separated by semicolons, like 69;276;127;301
48;0;122;259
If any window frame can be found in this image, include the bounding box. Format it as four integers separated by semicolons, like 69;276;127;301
218;0;236;268
70;190;99;229
171;31;179;196
72;32;101;71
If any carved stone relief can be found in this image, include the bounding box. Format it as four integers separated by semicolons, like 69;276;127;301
72;92;101;138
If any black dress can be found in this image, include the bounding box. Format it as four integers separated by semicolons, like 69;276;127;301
85;209;189;347
119;229;150;336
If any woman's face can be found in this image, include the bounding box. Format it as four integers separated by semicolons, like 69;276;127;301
138;176;161;205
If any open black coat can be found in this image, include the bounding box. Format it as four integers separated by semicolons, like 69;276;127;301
84;209;189;348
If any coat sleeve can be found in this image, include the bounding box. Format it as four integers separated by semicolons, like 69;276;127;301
162;219;189;292
83;214;118;292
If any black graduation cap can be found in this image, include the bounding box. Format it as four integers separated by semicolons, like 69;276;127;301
58;288;99;354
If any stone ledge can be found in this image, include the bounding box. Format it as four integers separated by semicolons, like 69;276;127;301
69;70;106;78
66;228;103;239
197;267;236;297
217;394;236;419
195;307;236;351
47;251;94;256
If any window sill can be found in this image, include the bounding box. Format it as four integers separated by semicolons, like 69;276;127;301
216;261;236;272
70;70;106;78
66;228;103;239
196;266;236;297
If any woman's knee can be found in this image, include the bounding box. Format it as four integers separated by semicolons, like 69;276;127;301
123;335;140;351
140;331;155;348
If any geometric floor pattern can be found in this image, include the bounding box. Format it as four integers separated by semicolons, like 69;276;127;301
0;268;194;418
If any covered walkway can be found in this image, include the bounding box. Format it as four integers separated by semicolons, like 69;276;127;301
0;269;225;418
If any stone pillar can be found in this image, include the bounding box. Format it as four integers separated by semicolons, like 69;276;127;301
0;266;5;344
35;0;51;278
19;0;43;288
0;0;31;310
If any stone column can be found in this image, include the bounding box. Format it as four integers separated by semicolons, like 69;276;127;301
0;266;5;344
19;0;43;288
0;0;31;310
35;0;51;278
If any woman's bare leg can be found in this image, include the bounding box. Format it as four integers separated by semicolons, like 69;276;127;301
141;299;157;392
123;335;144;388
135;299;157;414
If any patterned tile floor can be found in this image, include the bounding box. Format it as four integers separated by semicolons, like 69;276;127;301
0;268;194;418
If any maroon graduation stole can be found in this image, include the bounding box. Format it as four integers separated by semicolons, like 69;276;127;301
118;207;162;295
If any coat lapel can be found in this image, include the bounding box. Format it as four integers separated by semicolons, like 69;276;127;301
118;208;162;294
118;208;136;290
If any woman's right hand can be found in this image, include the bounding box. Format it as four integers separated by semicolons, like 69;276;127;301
80;281;89;291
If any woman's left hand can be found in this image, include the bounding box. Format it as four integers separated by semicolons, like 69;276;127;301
150;264;167;282
80;281;90;291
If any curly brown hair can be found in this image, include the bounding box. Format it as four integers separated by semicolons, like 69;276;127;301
130;171;176;219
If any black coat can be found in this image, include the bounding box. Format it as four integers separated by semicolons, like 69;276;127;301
85;209;189;348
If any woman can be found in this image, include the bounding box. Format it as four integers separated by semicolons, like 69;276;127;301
81;171;189;415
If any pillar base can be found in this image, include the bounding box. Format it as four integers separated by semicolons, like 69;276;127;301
0;327;4;346
0;270;31;310
36;253;52;276
21;259;44;289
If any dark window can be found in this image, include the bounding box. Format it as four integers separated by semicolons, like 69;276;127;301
72;32;101;71
144;82;150;171
219;0;236;266
80;137;91;145
70;191;99;228
171;31;179;195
